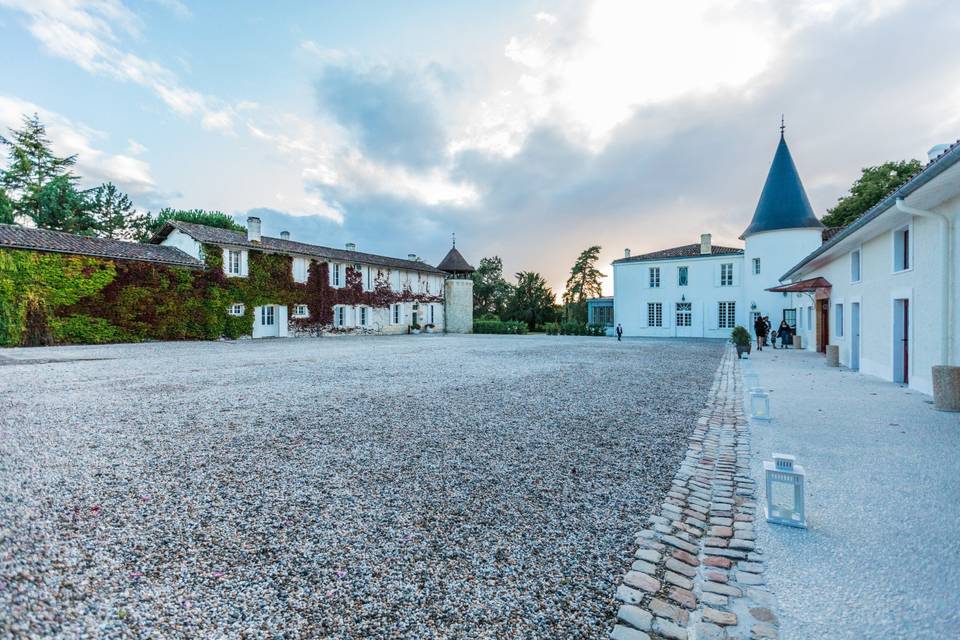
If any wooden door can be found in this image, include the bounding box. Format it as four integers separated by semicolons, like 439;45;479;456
817;299;829;353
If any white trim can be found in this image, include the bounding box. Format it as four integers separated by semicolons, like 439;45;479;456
891;224;913;274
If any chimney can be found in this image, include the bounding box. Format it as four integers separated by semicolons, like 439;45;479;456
345;242;356;251
280;231;290;241
624;248;631;259
700;233;712;255
247;216;261;243
408;253;417;261
928;143;950;162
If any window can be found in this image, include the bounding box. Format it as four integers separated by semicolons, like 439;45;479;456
720;263;734;286
718;301;736;329
676;302;692;327
229;303;245;316
292;258;309;283
227;250;241;275
807;306;812;330
798;307;803;329
334;306;347;327
358;306;368;326
332;263;342;287
647;302;663;327
649;267;660;288
293;304;308;318
850;250;861;282
678;266;688;287
894;227;910;272
835;303;844;337
751;311;761;330
783;308;796;330
752;258;761;275
591;305;614;327
391;303;402;324
261;305;275;326
365;266;373;291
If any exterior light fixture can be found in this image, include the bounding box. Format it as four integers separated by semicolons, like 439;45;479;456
749;390;770;420
744;371;761;392
751;302;757;310
764;453;807;528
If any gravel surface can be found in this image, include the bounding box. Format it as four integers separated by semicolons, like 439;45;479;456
0;334;723;639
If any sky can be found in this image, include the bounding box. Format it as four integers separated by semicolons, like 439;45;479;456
1;0;958;295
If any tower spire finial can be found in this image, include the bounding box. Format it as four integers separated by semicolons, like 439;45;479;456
780;114;785;137
451;231;456;248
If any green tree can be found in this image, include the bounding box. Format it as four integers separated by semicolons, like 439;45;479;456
0;189;13;224
32;175;97;235
142;207;245;240
821;159;923;228
562;245;605;323
506;271;558;331
89;182;150;240
471;256;515;319
0;114;79;224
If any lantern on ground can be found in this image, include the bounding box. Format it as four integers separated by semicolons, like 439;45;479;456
743;371;761;392
764;453;807;528
749;390;770;420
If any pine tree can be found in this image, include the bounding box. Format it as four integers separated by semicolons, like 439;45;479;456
0;189;13;225
562;245;605;323
32;176;97;235
0;113;79;224
507;271;558;331
471;256;515;319
90;182;150;240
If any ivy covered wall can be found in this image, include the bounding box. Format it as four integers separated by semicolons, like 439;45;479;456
0;244;443;347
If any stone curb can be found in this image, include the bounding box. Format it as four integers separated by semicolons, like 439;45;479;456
609;347;780;640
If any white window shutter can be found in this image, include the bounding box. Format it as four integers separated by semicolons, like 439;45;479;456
241;251;249;277
732;261;740;286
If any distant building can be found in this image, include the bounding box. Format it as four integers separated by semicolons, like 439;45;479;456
587;297;614;335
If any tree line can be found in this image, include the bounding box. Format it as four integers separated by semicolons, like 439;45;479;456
0;114;242;240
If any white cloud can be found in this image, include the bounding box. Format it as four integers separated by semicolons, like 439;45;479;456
0;95;156;193
126;138;147;155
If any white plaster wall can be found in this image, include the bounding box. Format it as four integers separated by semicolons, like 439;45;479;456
612;255;746;338
743;228;823;332
789;195;960;396
160;229;204;260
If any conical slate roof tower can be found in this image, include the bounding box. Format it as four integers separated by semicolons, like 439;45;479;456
740;133;822;239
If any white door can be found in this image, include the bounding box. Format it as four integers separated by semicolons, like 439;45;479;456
850;302;860;371
253;305;280;338
675;302;694;337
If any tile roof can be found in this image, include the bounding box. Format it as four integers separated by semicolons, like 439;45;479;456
436;246;475;273
613;243;743;264
0;223;205;268
821;226;846;243
782;136;960;281
153;220;446;274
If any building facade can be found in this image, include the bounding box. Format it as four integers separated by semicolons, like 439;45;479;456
777;141;960;397
613;132;822;340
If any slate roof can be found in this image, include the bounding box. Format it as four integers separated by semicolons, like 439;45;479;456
0;223;204;268
613;243;743;264
782;137;960;281
151;220;445;274
741;134;823;238
821;226;847;243
436;246;475;273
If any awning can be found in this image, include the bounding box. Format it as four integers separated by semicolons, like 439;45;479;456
766;277;831;293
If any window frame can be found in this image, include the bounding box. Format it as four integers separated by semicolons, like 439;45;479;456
649;267;661;288
292;304;309;318
332;263;342;287
229;303;245;316
892;225;912;273
261;305;275;326
677;266;688;287
720;262;734;287
227;249;242;275
718;301;736;329
850;248;862;283
752;257;761;275
647;302;663;328
675;302;692;327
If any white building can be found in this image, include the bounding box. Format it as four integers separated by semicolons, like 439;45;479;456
777;141;960;398
152;217;451;338
613;131;823;340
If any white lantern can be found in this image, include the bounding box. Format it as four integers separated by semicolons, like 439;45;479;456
743;371;761;392
749;390;771;420
764;453;807;528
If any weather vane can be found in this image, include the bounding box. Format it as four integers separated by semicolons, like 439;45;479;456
780;114;785;135
451;231;456;248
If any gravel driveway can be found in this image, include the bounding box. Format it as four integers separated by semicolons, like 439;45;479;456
0;334;723;639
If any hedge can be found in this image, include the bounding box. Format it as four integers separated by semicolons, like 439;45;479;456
473;319;528;334
544;322;607;336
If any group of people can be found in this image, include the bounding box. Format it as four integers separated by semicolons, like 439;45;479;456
753;315;794;351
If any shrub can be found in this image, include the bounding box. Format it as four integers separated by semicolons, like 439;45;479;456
730;325;751;346
544;322;560;335
473;319;528;334
51;314;126;344
587;323;607;337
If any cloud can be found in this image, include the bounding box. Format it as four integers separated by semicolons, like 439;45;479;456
0;95;156;196
0;0;233;130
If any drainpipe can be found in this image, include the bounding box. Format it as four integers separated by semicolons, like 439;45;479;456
895;198;952;365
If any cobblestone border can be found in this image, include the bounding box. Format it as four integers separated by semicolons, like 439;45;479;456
609;347;780;640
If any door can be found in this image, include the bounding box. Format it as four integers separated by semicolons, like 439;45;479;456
893;299;909;383
675;302;694;337
253;305;280;338
817;299;829;353
850;302;860;371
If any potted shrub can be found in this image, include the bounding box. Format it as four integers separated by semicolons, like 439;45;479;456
731;325;752;359
424;323;435;334
410;322;421;335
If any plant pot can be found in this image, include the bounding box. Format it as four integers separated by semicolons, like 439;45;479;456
736;343;751;359
425;328;434;334
932;365;960;412
411;329;421;335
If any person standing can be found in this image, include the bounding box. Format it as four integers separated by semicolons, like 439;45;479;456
764;316;774;348
754;315;766;351
616;323;623;342
778;319;793;348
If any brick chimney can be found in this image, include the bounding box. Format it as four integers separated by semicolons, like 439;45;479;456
247;217;261;243
700;233;712;255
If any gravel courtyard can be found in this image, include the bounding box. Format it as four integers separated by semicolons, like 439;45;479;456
0;334;724;639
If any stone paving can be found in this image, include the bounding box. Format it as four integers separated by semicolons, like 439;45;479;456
610;348;779;640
